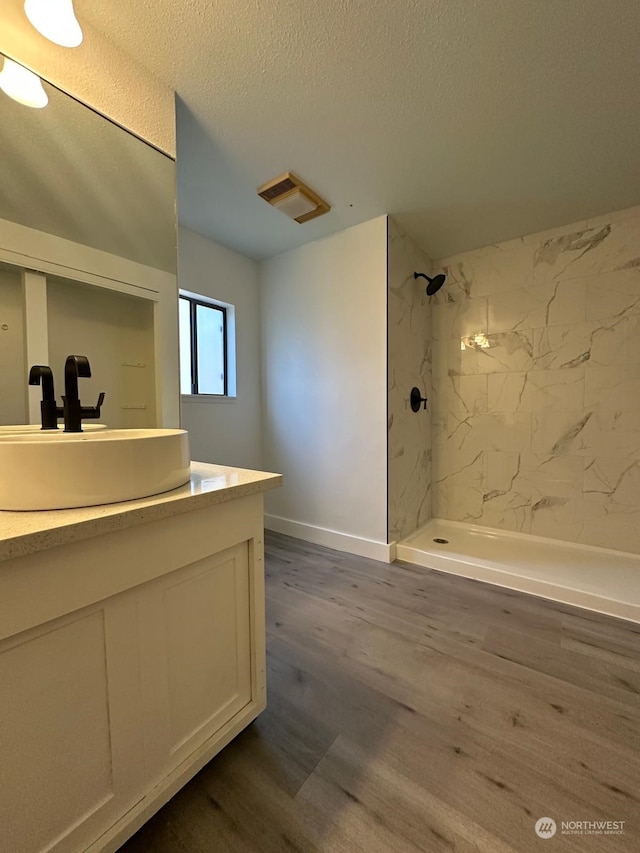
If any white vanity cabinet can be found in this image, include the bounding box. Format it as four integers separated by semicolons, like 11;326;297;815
0;464;281;853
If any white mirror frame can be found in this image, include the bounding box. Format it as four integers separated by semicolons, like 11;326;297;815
0;215;179;428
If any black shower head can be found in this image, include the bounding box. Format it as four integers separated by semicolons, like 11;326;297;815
414;271;446;296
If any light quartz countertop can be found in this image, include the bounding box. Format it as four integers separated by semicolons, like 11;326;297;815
0;461;282;563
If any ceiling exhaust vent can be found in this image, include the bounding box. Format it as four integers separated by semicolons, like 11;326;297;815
257;172;330;224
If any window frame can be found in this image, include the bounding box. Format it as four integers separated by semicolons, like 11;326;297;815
179;293;228;397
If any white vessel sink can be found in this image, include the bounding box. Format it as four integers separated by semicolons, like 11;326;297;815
0;428;190;511
0;423;107;435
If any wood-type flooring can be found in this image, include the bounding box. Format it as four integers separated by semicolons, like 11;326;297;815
120;531;640;852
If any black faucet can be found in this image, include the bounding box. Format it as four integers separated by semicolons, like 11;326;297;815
62;355;105;433
28;365;63;430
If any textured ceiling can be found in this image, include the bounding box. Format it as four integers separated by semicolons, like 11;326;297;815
81;0;640;260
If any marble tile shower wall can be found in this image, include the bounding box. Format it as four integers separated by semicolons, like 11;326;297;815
387;217;432;541
432;205;640;554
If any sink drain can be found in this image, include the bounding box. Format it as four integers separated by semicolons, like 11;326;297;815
433;537;449;544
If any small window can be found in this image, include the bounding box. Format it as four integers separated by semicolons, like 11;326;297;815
179;294;227;395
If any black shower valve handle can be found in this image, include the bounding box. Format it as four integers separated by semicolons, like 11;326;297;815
410;387;428;413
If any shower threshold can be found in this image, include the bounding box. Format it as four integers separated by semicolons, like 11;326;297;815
396;518;640;624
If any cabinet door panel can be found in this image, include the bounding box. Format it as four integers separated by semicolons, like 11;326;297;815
141;541;252;771
0;597;143;853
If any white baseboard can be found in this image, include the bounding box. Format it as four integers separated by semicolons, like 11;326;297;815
265;514;394;563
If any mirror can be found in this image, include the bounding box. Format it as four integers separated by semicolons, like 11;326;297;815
0;53;177;428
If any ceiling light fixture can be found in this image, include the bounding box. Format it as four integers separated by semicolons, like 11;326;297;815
24;0;83;48
258;172;330;223
0;58;48;108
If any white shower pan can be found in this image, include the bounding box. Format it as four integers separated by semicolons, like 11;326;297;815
397;518;640;624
